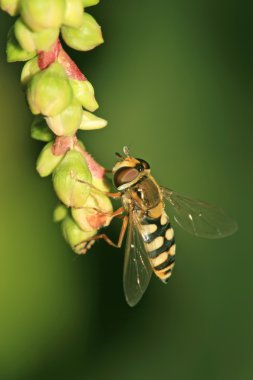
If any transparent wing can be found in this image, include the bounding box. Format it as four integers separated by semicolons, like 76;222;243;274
161;187;238;239
123;209;152;307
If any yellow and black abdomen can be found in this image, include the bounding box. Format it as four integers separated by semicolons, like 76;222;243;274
140;211;176;283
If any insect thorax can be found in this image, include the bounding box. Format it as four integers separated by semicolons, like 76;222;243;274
123;176;162;214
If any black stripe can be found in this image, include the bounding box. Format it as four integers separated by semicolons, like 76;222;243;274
141;215;161;226
164;268;173;276
163;269;172;282
154;252;176;271
148;238;175;259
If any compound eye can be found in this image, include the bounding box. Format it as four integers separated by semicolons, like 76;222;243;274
114;167;139;188
136;158;150;170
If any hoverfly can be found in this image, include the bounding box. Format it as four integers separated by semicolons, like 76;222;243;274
77;146;238;307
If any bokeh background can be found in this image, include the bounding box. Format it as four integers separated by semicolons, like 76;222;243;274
0;1;253;379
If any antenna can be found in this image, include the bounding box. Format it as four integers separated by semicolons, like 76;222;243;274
115;152;123;159
123;146;130;156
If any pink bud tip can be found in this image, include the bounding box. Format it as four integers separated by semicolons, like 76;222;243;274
38;40;61;69
38;40;86;81
82;151;105;179
58;48;86;81
87;214;108;229
52;136;77;156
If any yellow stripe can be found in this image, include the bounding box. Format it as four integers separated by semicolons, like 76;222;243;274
165;228;174;240
151;251;168;267
155;262;175;274
140;224;157;234
146;236;164;252
168;244;176;256
160;212;168;225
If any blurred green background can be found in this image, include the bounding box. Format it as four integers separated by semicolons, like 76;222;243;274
0;1;252;379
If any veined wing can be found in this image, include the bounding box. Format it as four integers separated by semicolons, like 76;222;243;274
123;208;152;307
161;187;238;239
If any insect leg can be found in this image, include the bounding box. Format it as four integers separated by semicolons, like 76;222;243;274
74;206;125;217
115;214;129;247
76;178;121;198
110;206;125;218
75;213;128;254
90;214;128;249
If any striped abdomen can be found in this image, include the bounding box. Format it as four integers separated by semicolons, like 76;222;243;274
140;211;176;283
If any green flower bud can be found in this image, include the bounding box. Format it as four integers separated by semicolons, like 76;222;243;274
72;207;95;232
46;99;82;136
53;150;92;207
79;110;107;130
36;141;64;177
0;0;19;16
6;27;36;63
70;79;98;112
14;18;36;52
21;57;40;87
27;62;73;116
82;0;99;7
63;0;83;28
31;116;54;142
72;192;113;232
14;18;59;52
92;177;111;192
61;12;103;51
20;0;65;32
53;203;68;222
15;18;59;53
62;216;97;254
34;28;59;52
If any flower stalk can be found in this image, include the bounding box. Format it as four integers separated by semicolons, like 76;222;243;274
1;0;113;253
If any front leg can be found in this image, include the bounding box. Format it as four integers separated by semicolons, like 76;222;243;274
75;214;128;254
76;178;121;199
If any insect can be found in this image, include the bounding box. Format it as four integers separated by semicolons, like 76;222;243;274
77;146;238;307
